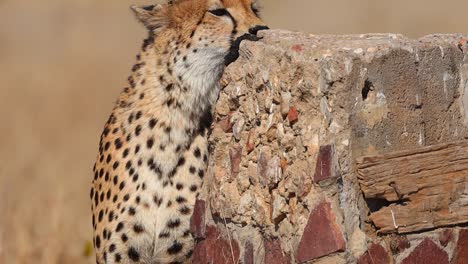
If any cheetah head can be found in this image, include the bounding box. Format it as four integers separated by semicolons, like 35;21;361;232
131;0;268;68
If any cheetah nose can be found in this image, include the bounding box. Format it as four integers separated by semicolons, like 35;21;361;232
249;25;269;35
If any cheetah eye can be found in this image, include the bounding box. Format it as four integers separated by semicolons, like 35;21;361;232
208;8;230;17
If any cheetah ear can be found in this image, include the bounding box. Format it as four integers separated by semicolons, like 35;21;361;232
130;4;168;32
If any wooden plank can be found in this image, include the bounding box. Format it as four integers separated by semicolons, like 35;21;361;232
356;141;468;234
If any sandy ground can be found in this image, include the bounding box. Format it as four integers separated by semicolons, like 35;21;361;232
0;0;466;263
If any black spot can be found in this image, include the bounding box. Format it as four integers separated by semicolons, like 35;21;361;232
113;195;118;202
135;196;141;204
126;160;132;170
90;188;94;199
176;183;184;191
129;168;135;176
109;244;116;253
198;169;205;178
123;194;130;201
95;235;101;248
147;138;154;149
115;253;122;262
176;196;186;204
190;185;198;192
177;157;186;167
121;233;128;242
108;211;114;222
167;242;183;255
167;219;180;229
98;210;104;222
135;145;141;154
128;76;136;88
128;247;140;262
142;34;154;51
149;118;157;129
99;168;104;178
132;174;139;182
135;125;142;136
106;190;111;200
113;161;120;170
113;175;118;185
180;206;191;215
189;166;196;174
139;93;145;99
106;154;112;163
166;83;174;91
154;195;163;207
128;113;134;124
114;138;122;149
198;108;213;134
104;142;111;151
159;232;170;238
133;224;144;233
119;181;125;190
126;133;132;142
129;207;136;215
116;222;124;232
183;229;191;238
123;148;129;158
103;127;110;136
194;148;201;158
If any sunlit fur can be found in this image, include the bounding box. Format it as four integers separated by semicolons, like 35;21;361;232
91;0;266;263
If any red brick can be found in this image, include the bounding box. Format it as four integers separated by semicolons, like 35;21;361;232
244;242;254;264
453;229;468;264
193;225;240;264
313;145;335;183
264;239;290;264
296;201;345;263
358;243;391;264
438;229;453;247
190;199;206;239
401;238;448;264
287;107;298;124
229;144;243;177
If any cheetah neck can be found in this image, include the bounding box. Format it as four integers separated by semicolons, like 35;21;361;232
121;43;225;148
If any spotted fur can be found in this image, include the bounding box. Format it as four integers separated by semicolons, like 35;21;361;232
90;0;267;263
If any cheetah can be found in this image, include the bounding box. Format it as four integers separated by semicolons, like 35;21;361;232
90;0;267;263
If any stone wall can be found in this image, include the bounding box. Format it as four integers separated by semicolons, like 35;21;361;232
191;30;468;263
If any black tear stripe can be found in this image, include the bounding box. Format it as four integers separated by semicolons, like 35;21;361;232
223;12;262;65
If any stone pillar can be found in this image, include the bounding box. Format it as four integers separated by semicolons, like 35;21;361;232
192;30;468;264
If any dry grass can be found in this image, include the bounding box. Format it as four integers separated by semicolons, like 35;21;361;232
0;0;466;263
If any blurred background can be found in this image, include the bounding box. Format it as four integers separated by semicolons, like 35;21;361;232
0;0;467;263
